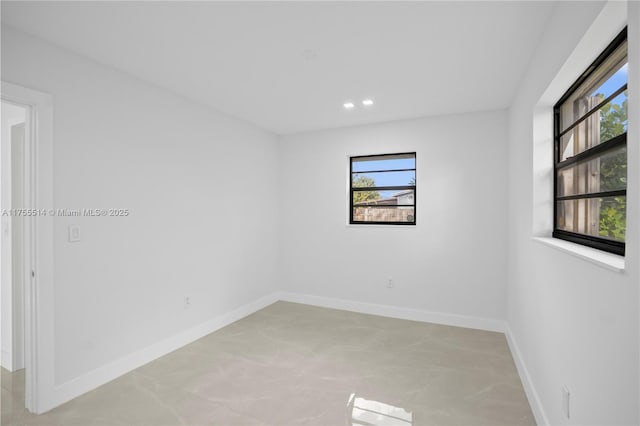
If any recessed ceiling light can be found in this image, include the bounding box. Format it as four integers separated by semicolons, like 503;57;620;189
343;102;355;109
362;99;374;106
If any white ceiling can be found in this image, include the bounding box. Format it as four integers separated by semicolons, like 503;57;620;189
2;1;557;135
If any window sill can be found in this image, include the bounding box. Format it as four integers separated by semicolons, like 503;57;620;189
532;237;625;272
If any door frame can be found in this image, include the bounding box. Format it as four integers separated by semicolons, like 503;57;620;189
12;121;27;372
1;82;54;414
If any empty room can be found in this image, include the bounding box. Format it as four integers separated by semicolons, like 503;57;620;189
0;1;638;425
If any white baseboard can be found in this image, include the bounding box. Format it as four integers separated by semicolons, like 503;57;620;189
45;291;528;419
48;293;279;412
505;326;548;426
277;293;546;422
277;291;507;333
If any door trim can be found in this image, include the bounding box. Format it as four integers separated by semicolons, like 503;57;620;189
1;81;54;414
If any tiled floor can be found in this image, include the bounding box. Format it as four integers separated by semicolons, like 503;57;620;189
1;301;535;425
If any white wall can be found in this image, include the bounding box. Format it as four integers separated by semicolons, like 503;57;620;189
507;2;639;425
1;27;279;385
0;102;27;371
278;110;508;324
3;4;638;422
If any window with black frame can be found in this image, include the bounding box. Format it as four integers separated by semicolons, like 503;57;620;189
350;152;416;225
554;28;627;255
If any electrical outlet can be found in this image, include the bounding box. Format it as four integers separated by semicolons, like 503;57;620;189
387;278;394;288
184;296;191;309
562;386;570;419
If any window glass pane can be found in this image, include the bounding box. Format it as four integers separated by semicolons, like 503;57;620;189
556;196;626;242
353;206;415;223
353;189;414;206
557;146;627;197
599;90;628;141
559;40;627;132
352;155;415;172
350;153;416;225
352;170;415;187
590;63;627;100
559;90;627;161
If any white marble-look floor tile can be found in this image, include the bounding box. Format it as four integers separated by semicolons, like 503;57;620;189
1;301;535;425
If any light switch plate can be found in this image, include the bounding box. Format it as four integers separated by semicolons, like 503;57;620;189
68;224;81;242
